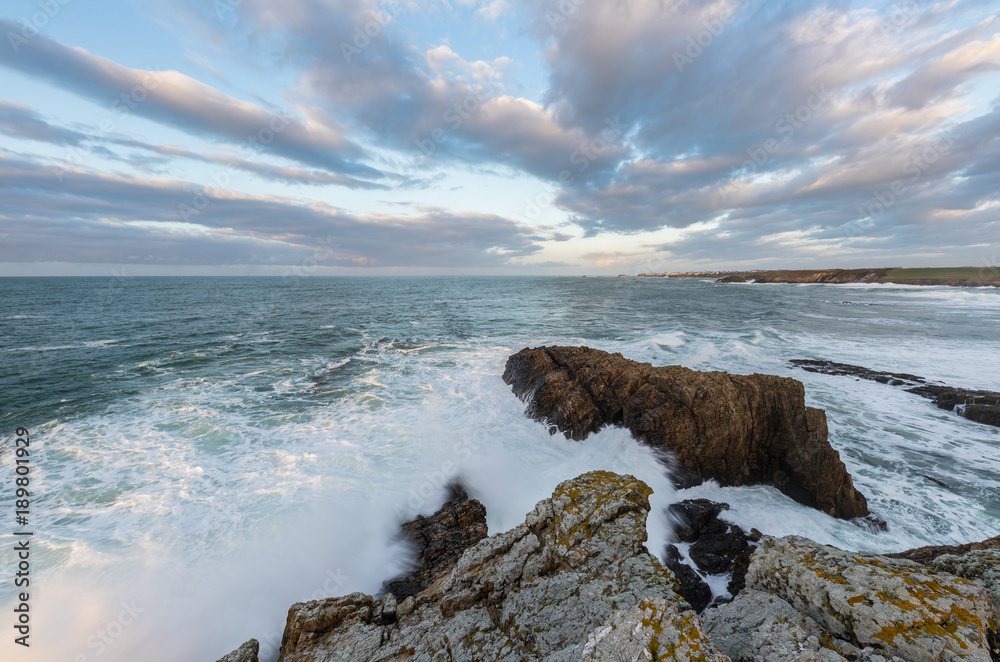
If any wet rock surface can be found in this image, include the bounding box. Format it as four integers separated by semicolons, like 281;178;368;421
789;359;1000;428
664;499;759;612
276;471;728;662
216;639;259;662
503;345;869;519
382;484;488;601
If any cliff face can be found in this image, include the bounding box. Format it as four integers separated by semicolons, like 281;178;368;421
502;346;869;520
382;484;488;602
275;471;728;662
216;472;1000;662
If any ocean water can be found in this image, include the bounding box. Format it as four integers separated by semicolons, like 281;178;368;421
1;276;998;661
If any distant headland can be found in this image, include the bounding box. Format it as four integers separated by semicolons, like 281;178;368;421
626;267;1000;287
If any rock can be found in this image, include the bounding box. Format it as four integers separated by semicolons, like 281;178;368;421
216;638;259;662
503;345;869;519
276;471;729;662
664;544;714;613
665;499;757;608
382;483;488;601
702;589;853;662
932;550;1000;615
747;536;1000;661
886;536;1000;565
789;359;1000;429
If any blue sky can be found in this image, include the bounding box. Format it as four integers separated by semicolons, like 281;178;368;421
1;0;998;275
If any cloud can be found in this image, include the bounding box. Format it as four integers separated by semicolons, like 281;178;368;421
0;19;382;180
0;99;88;145
0;151;542;267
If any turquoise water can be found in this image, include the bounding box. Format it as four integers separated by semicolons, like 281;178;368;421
2;276;999;660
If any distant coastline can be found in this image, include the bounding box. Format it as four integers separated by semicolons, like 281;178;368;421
627;267;1000;287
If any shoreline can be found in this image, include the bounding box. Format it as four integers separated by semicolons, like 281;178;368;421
631;267;1000;288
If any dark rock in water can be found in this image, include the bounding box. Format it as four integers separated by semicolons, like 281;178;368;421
665;499;757;610
503;346;870;519
922;474;950;488
664;544;713;612
277;472;729;662
382;484;488;601
216;638;259;662
716;274;748;283
886;535;1000;565
789;358;1000;428
851;513;889;533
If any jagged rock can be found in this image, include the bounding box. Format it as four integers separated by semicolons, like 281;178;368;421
382;484;488;601
747;536;1000;661
503;346;869;519
789;359;1000;428
276;471;729;662
216;638;259;662
887;536;1000;565
932;550;1000;615
664;500;758;610
664;544;714;613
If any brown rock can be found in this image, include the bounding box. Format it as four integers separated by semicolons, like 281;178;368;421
382;484;488;601
502;345;869;519
886;535;1000;565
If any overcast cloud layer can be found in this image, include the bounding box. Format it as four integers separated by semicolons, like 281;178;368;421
1;0;998;274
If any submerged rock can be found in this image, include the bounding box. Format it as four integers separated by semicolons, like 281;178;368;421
382;484;488;601
276;471;728;662
503;345;869;519
789;359;1000;428
747;536;1000;662
216;639;259;662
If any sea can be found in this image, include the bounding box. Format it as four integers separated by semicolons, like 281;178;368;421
1;276;998;661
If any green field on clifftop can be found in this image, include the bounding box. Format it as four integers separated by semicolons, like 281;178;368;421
886;267;997;281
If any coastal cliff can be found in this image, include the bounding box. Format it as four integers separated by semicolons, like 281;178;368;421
219;472;1000;662
502;345;869;520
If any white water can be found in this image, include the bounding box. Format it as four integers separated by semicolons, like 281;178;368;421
1;279;999;661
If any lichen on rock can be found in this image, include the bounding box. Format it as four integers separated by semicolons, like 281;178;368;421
275;471;729;662
746;536;1000;662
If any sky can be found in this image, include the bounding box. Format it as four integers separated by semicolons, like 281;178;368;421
0;0;998;276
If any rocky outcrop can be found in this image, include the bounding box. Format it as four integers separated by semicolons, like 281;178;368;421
713;268;1000;287
382;484;488;601
276;471;729;662
216;639;259;662
716;269;891;284
739;536;1000;661
664;499;760;612
887;536;1000;566
503;346;869;519
933;551;1000;616
790;359;1000;428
